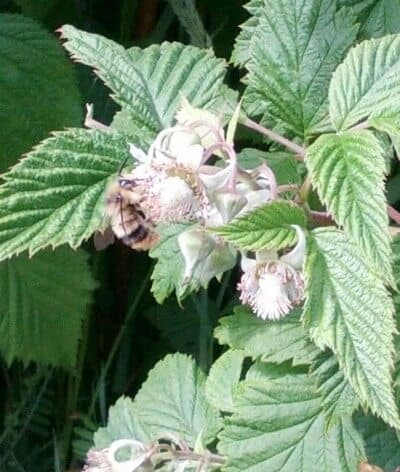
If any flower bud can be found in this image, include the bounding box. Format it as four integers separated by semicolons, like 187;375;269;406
178;228;216;281
213;191;247;224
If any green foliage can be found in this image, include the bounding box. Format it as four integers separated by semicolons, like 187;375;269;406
357;415;400;471
149;223;189;303
215;306;318;366
0;14;81;173
329;34;400;131
311;352;359;428
358;0;400;38
94;397;149;449
231;0;264;67
134;354;221;446
306;130;391;282
0;247;96;369
0;129;129;260
243;0;358;140
213;201;306;251
166;0;211;47
96;354;221;449
60;26;228;146
304;228;399;428
218;371;365;471
237;149;301;185
205;350;245;413
3;1;400;470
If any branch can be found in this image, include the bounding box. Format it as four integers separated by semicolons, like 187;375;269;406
388;205;400;224
242;117;306;158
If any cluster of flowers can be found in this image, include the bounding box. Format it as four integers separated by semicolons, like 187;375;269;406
120;100;305;320
83;436;223;471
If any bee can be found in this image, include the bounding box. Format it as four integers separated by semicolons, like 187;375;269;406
103;175;158;251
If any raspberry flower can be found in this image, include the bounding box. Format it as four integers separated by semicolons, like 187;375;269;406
238;226;306;320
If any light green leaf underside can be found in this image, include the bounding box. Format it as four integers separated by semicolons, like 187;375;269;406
329;34;400;131
205;350;245;413
0;14;81;173
61;25;227;146
303;228;399;428
0;129;129;261
215;306;318;366
243;0;357;139
311;352;359;428
0;247;96;369
230;0;264;67
306;130;391;283
94;397;150;449
214;201;306;251
218;372;365;471
134;354;221;446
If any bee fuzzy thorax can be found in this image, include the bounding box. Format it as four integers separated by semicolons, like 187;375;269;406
105;178;158;251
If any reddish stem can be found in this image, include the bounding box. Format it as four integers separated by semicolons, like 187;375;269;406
388;205;400;224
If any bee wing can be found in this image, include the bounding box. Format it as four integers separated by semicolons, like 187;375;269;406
94;227;115;250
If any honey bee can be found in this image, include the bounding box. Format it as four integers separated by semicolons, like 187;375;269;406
104;175;158;251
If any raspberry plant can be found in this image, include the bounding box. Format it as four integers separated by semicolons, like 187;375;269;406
1;1;400;471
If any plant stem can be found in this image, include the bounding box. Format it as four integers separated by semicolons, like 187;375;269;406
242;117;306;158
309;210;334;226
388;205;400;224
88;266;151;417
192;290;212;373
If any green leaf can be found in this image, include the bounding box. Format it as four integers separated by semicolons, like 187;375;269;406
360;0;400;38
0;14;81;173
237;149;301;185
0;247;96;369
94;397;150;449
145;296;219;359
166;0;211;48
134;354;221;446
311;352;359;428
329;34;400;131
218;372;365;471
0;129;129;260
149;223;188;304
60;26;227;145
243;0;358;140
369;113;400;156
215;306;319;366
356;415;400;472
306;130;391;283
231;0;264;67
303;228;399;428
205;350;245;413
213;201;306;251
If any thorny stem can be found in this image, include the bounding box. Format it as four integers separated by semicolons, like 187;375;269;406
242;117;306;158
